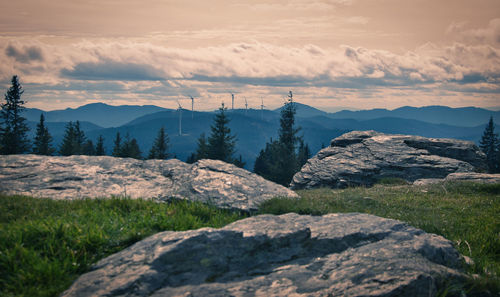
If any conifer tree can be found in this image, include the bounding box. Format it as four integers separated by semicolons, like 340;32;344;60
119;133;142;159
95;135;105;156
59;121;86;155
187;133;208;163
207;104;236;163
253;91;311;185
148;127;169;159
112;132;122;157
32;114;55;155
0;75;30;154
254;91;306;186
479;116;500;173
59;122;76;156
82;140;96;155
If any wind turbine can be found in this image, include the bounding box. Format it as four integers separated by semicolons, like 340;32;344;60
189;95;194;120
231;93;234;111
244;97;248;115
260;97;265;121
176;100;183;136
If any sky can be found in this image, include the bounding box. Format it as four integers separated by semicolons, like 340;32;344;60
1;0;499;111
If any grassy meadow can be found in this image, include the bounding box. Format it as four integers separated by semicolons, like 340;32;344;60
0;181;498;296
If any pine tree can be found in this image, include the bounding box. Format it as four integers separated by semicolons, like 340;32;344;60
59;122;76;156
59;121;86;155
297;139;311;169
254;91;307;186
0;75;30;154
73;121;86;154
95;135;105;156
112;132;122;157
82;140;95;155
187;133;209;163
479;116;500;173
148;127;169;159
119;133;142;159
207;104;236;163
32;114;55;155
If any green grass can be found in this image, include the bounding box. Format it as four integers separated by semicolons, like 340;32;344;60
259;181;500;296
1;182;499;296
0;195;245;297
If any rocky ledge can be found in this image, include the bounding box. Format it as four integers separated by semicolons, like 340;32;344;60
61;213;466;297
0;155;297;212
414;172;500;186
291;130;487;189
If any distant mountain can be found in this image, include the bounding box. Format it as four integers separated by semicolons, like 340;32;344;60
274;102;328;118
19;102;499;170
25;103;168;128
328;105;500;127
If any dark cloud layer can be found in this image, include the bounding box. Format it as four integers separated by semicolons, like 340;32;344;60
61;60;165;81
6;45;44;63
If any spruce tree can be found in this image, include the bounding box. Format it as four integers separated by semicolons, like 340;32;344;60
148;127;169;159
187;133;209;163
32;114;55;155
59;122;76;156
95;135;105;156
0;75;30;154
119;133;142;159
82;140;96;155
479;116;500;173
112;132;122;157
254;91;306;186
59;121;86;155
207;104;236;163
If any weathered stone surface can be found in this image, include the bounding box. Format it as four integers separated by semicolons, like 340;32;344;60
61;213;465;297
414;172;500;186
0;155;297;211
291;130;487;189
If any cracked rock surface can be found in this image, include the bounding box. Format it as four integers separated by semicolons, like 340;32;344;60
291;130;487;189
0;155;297;211
414;172;500;185
61;213;465;297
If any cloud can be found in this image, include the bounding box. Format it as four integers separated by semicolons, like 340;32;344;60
61;59;166;81
447;18;500;46
5;44;44;63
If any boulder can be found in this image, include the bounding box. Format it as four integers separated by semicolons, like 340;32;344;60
61;213;466;297
0;155;297;212
414;172;500;186
291;130;487;189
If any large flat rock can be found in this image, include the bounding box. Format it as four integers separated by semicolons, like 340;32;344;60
291;130;487;189
414;172;500;186
61;213;465;297
0;155;297;211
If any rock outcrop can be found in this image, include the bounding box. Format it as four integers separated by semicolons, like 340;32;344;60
414;172;500;186
291;130;487;189
0;155;297;211
61;213;466;297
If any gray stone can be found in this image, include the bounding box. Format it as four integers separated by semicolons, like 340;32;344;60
291;130;487;189
414;172;500;186
0;155;297;211
61;213;466;297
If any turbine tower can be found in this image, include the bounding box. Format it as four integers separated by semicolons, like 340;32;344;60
244;97;248;115
231;93;234;111
177;100;182;136
260;97;265;121
189;96;194;119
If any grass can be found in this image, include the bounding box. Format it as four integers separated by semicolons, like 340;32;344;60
259;181;500;296
0;195;245;297
1;181;498;296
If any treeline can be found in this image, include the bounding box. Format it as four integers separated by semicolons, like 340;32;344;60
2;75;500;186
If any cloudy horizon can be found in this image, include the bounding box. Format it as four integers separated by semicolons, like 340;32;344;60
1;0;499;111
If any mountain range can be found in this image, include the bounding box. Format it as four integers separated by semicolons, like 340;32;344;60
24;102;499;169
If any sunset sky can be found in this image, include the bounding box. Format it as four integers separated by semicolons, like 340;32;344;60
1;0;499;111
